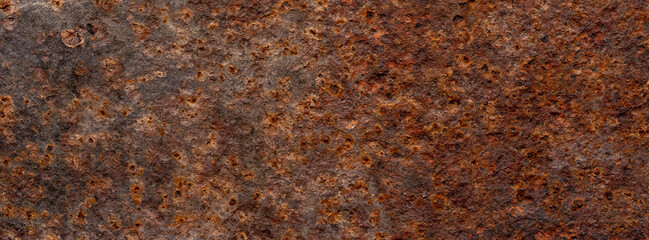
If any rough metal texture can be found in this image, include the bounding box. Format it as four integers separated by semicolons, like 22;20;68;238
0;0;648;239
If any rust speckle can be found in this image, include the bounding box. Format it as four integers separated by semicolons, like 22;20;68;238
95;0;119;11
0;0;12;14
61;29;84;48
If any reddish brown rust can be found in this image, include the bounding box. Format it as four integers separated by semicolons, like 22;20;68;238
1;0;649;239
60;29;84;48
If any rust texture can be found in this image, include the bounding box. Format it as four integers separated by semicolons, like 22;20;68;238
1;0;649;239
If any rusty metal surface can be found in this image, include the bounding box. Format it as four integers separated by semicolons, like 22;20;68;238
1;0;648;239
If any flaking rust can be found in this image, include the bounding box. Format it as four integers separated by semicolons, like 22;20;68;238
0;0;648;239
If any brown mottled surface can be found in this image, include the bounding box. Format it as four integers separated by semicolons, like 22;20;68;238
1;0;648;239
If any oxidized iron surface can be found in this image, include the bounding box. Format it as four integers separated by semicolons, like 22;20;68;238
0;0;647;239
